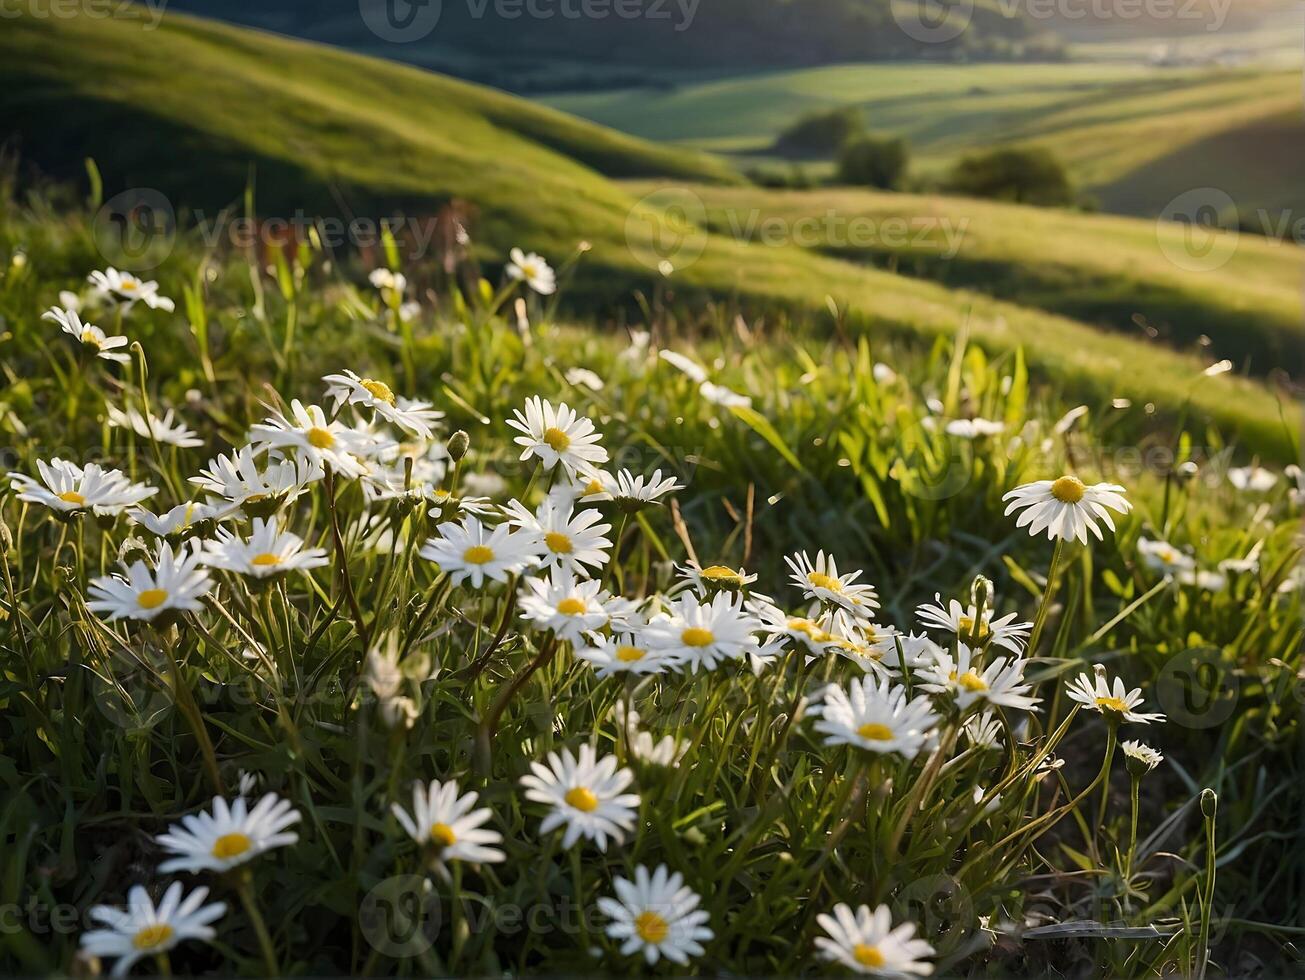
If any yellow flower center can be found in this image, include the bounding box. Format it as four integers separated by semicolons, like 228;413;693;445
616;645;646;662
701;565;742;584
430;823;458;848
681;627;714;647
1096;695;1129;713
58;490;86;505
136;589;169;610
808;571;842;593
564;786;599;812
119;279;139;292
132;923;175;951
462;545;495;565
307;426;335;449
635;910;670;944
582;478;604;496
957;670;988;692
543;427;571;452
556;597;587;616
958;615;991;641
211;832;252;860
853;944;885;968
251;553;281;566
81;330;102;349
545;531;573;554
360;379;397;406
857;723;894;741
787;618;822;637
1051;475;1086;504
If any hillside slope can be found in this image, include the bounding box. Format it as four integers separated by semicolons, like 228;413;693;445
0;9;1295;458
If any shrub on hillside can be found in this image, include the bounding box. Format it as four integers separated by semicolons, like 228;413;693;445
835;134;910;190
773;106;865;157
945;146;1075;206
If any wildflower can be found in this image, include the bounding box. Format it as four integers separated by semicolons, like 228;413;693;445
872;362;896;384
1066;665;1165;725
507;397;608;476
679;561;760;596
565;367;605;391
418;514;541;588
128;502;217;538
391;780;505;864
506;248;556;294
155;793;301;874
643;591;763;672
190;446;322;516
1179;569;1227;592
963;710;1003;750
1228;465;1277;493
248;401;379;479
80;883;225;978
576;632;678;677
658;349;708;383
11;458;157;517
944;418;1005;438
517;570;612;642
917;646;1040;713
88;268;175;311
628;731;687;767
607;468;684;511
597;864;713;965
368;268;407;294
322;370;441;438
1121;740;1164;774
812;677;938;759
815;903;935;976
785;550;879;623
86;541;212;623
107;405;203;448
520;745;639;851
504;498;612;576
42;306;130;363
1002;476;1131;544
198;518;329;579
752;602;838;657
1136;537;1197;577
699;381;752;408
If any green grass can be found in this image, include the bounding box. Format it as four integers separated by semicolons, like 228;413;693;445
638;182;1304;375
545;65;1304;217
1;9;1298;461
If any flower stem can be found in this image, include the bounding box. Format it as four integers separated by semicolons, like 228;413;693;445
1027;539;1066;655
236;873;280;976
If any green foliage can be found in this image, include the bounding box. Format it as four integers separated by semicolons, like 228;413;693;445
835;135;910;190
945;147;1075;207
774;108;865;158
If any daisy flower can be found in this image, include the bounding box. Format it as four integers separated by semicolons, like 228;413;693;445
506;397;608;477
505;247;556;294
643;591;764;672
823;621;901;675
80;883;225;978
1066;665;1166;725
368;268;407;295
88;268;175;310
963;710;1003;750
87;541;212;623
1136;537;1197;577
1179;569;1227;592
1002;476;1131;544
322;370;441;438
785;551;879;624
419;515;541;588
812;676;938;759
629;731;687;767
815;903;935;976
565;367;605;391
1122;740;1164;773
391;779;505;864
554;467;615;505
944;417;1005;438
504;498;612;576
679;561;760;596
10;458;157;517
916;646;1040;713
198;518;329;579
520;745;639;851
606;468;684;511
42;306;130;363
598;864;713;965
128;502;217;538
915;595;1031;654
107;405;203;448
248;400;378;479
155;793;301;874
576;632;678;677
752;602;838;657
1228;465;1277;493
190;446;322;516
517;570;612;642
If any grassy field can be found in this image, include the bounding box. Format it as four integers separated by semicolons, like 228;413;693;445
1;9;1298;461
547;65;1305;217
632;182;1304;375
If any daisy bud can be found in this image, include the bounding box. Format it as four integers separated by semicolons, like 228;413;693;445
969;575;992;619
1200;787;1218;819
447;429;470;462
1177;460;1199;483
0;515;10;551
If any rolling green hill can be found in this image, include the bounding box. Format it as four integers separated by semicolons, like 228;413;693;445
547;64;1305;219
0;9;1296;457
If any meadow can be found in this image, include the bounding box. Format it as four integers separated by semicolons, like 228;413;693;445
1;160;1303;977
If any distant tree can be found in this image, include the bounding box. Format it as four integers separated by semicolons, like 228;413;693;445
774;107;864;157
945;147;1074;206
835;135;909;190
